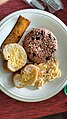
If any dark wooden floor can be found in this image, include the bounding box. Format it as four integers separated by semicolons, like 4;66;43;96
34;112;67;119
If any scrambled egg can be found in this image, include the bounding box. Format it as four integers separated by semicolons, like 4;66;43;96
36;58;61;89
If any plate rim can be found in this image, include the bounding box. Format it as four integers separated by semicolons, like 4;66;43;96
0;9;67;102
0;9;67;31
0;80;67;102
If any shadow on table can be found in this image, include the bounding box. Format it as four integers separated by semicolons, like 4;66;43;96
34;112;67;119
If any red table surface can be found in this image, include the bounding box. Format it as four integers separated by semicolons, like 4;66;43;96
0;0;67;119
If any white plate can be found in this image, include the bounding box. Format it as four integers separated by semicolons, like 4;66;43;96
0;9;67;102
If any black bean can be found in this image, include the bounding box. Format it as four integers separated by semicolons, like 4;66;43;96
30;30;33;33
46;56;50;60
39;44;42;48
54;37;56;40
41;30;45;35
48;33;51;39
36;36;40;40
54;48;56;51
33;52;36;57
32;36;35;40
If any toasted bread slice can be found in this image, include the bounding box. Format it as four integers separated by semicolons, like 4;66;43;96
13;64;39;88
3;43;27;72
1;15;30;49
